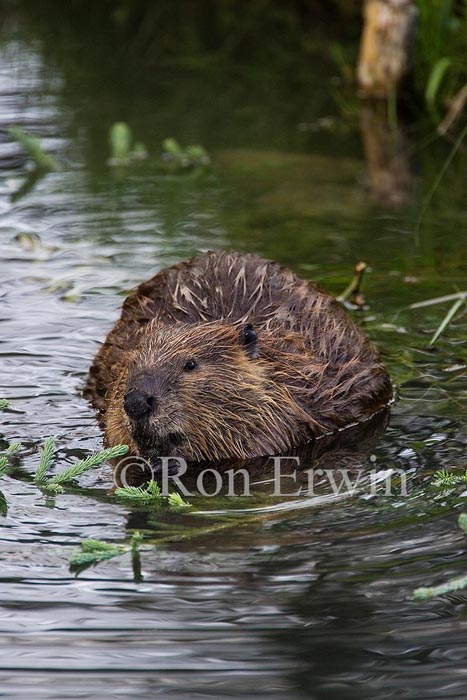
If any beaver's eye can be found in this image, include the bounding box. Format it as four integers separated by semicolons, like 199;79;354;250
183;359;197;372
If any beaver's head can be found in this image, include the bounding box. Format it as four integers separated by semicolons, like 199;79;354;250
107;320;303;462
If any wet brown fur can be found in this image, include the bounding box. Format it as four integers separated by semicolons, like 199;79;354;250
85;251;392;462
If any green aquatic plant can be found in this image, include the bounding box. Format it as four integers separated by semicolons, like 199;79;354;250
432;468;467;488
0;399;10;410
33;437;129;493
34;436;56;484
115;479;192;509
168;491;192;509
115;479;161;504
414;572;467;602
8;126;58;171
109;122;132;162
414;513;467;601
108;122;147;166
0;442;21;517
0;442;22;479
69;531;143;579
161;137;210;172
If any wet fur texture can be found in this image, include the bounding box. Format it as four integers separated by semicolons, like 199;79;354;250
85;251;392;462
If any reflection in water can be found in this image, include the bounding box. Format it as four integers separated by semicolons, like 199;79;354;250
1;7;467;700
360;101;415;207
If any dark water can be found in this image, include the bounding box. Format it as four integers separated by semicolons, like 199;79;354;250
1;8;467;699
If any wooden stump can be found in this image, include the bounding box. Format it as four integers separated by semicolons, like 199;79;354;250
357;0;418;98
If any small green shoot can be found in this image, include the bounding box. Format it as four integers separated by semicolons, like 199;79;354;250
33;439;129;492
115;479;161;504
47;445;129;486
414;514;467;601
432;468;467;488
34;436;56;484
458;513;467;535
115;480;192;509
110;122;132;162
0;399;10;410
0;442;21;516
69;538;125;569
0;442;22;478
8;126;58;171
413;573;467;602
109;122;147;166
161;137;210;172
69;531;144;579
168;491;192;509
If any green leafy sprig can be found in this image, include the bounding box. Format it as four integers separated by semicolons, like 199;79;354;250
115;479;191;509
432;469;467;488
69;531;143;577
0;442;22;478
8;126;58;170
414;514;467;601
34;437;129;493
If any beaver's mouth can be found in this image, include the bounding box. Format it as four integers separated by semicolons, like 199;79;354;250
133;427;185;457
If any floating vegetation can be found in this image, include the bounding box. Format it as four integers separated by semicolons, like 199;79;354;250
413;571;467;602
0;442;21;517
168;490;192;509
69;531;143;578
115;479;162;504
161;137;210;172
108;122;147;166
115;479;192;509
0;399;10;410
33;437;129;493
432;468;467;488
413;508;467;600
8;126;58;171
0;442;22;479
34;436;56;485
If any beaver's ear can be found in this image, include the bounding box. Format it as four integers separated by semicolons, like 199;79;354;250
239;323;259;360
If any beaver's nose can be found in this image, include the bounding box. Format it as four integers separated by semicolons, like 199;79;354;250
123;389;158;420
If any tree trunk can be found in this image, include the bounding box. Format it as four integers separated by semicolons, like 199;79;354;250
357;0;418;98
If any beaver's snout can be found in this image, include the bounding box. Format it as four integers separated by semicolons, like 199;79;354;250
124;373;160;421
123;388;157;420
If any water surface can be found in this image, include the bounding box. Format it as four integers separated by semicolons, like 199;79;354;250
1;9;467;699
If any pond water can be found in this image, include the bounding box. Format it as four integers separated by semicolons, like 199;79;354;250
1;7;467;699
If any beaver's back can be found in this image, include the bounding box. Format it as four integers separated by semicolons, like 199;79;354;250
86;251;387;416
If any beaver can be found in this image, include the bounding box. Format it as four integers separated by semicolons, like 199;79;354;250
85;251;392;464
